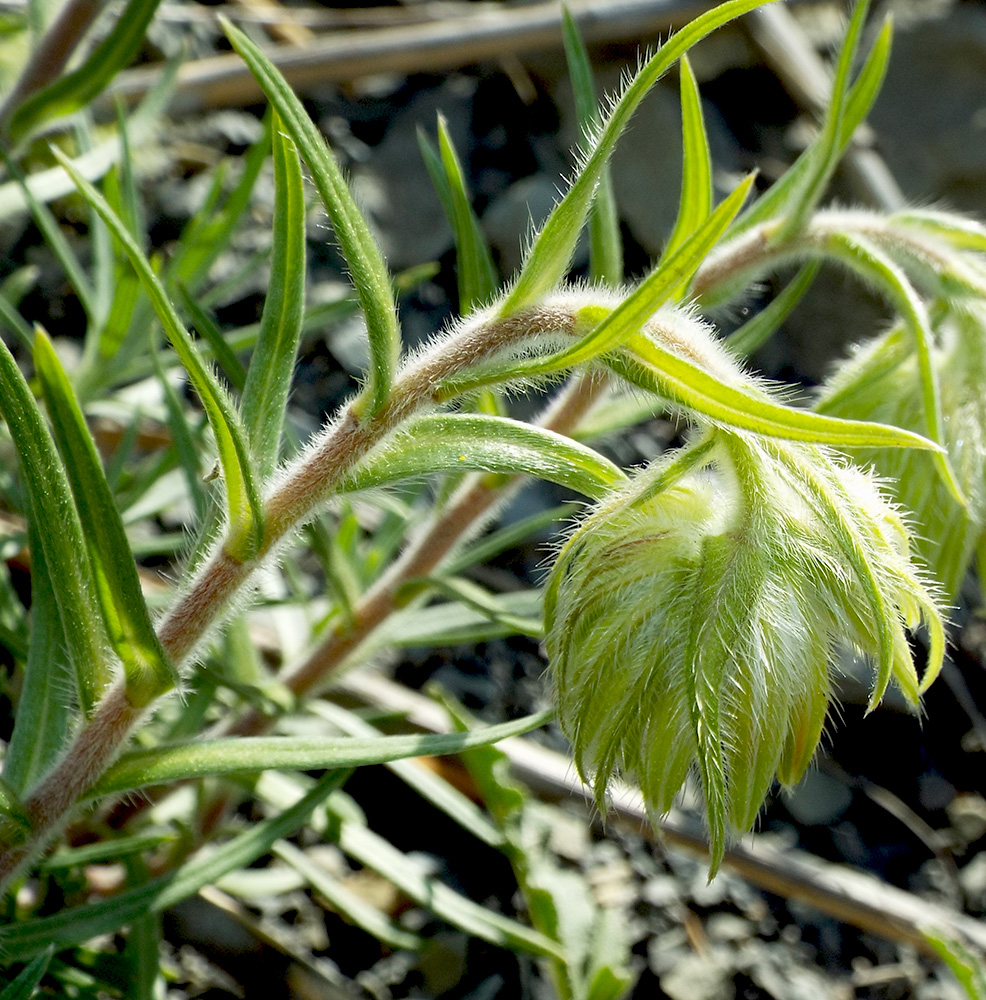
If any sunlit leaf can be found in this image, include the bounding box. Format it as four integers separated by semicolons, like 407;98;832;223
561;6;623;284
52;148;265;562
273;840;423;951
339;413;627;500
3;528;75;795
664;55;713;261
0;335;108;714
332;807;564;960
88;710;550;799
223;17;400;420
241;115;306;477
502;0;776;315
34;329;174;704
418;117;498;314
0;772;348;961
727;12;892;243
821;230;965;505
609;331;944;452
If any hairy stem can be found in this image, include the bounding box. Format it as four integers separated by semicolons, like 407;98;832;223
231;372;609;736
0;304;576;886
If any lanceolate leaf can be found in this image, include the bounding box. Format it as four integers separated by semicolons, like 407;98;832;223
178;286;248;392
339;413;627;500
1;150;95;321
4;527;76;796
0;335;108;714
821;230;965;505
34;329;174;705
8;0;164;142
310;701;505;848
52;148;265;562
501;0;777;316
419;117;497;315
222;17;400;420
609;333;944;452
241;115;307;477
87;711;550;799
773;0;871;242
554;174;755;369
729;12;892;240
273;841;423;951
664;55;713;261
561;5;623;284
411;576;543;639
0;771;348;962
435;177;755;402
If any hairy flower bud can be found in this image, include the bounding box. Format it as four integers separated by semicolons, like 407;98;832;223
818;304;986;600
544;431;945;872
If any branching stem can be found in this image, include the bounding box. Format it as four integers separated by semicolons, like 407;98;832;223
0;304;581;887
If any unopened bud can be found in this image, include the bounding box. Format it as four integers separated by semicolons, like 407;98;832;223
545;431;944;873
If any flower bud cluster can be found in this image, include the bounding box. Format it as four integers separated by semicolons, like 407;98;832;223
819;303;986;600
544;430;944;871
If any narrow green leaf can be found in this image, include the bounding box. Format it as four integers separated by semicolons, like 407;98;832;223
435;178;755;404
821;230;965;505
310;701;506;848
3;528;73;796
561;5;623;284
0;291;34;355
272;841;422;951
241;115;307;477
552;174;754;369
729;13;892;241
411;576;543;639
333;812;565;960
609;331;943;452
0;945;53;1000
8;0;164;141
128;910;163;1000
439;696;527;828
437;116;499;312
501;0;777;315
52;147;265;562
923;930;986;1000
419;119;498;315
88;710;551;799
0;771;348;962
34;329;174;704
893;209;986;255
725;260;820;355
151;347;209;522
223;17;400;420
339;413;626;500
664;55;713;261
0;267;37;352
0;337;108;714
773;0;871;242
